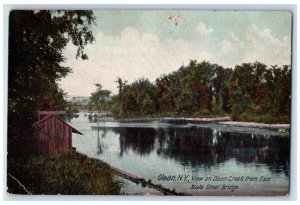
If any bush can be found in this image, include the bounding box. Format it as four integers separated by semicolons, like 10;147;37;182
232;113;290;124
245;104;263;115
195;109;210;115
7;151;121;195
69;106;79;113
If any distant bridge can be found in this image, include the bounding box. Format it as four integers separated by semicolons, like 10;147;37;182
78;110;113;116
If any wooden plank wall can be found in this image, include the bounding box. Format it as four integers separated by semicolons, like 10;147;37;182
34;117;72;155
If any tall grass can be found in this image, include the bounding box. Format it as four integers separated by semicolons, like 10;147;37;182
7;151;121;195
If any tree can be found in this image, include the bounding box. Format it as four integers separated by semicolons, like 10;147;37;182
116;77;127;115
212;66;233;112
119;78;157;115
228;62;291;117
177;60;214;112
262;65;291;114
8;10;95;156
228;63;258;114
155;74;177;112
89;84;111;114
131;78;156;114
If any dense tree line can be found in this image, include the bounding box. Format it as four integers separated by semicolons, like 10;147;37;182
8;10;95;157
109;60;291;122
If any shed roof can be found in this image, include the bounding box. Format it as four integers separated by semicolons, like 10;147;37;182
33;115;83;135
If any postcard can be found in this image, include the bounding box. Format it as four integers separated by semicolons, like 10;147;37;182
7;9;291;196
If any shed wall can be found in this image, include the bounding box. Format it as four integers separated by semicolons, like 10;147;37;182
34;117;72;155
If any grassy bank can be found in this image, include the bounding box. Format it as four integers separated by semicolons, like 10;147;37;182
112;111;289;124
231;114;290;124
114;110;227;119
7;151;121;195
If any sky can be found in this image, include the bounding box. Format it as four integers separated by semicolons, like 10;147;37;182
59;10;292;96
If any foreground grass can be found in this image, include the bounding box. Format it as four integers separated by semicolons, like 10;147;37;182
7;151;121;195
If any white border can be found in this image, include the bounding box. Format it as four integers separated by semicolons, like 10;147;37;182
1;1;298;204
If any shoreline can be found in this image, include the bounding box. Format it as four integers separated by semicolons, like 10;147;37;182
114;116;231;123
97;116;290;129
218;121;290;129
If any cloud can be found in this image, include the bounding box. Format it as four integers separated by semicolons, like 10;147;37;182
196;22;214;36
60;27;192;95
59;25;291;96
242;24;291;65
213;25;291;67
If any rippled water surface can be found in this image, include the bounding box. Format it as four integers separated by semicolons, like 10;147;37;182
66;113;290;195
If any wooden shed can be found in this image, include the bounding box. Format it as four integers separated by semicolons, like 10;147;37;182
32;115;83;155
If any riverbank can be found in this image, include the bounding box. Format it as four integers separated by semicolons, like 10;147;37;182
218;121;290;129
113;166;184;195
98;116;290;129
7;151;121;195
115;116;231;124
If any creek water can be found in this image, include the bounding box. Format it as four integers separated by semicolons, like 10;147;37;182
66;112;290;195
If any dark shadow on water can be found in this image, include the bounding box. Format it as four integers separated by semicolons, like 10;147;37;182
117;128;156;157
95;126;290;176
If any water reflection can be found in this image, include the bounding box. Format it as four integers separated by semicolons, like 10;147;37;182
60;113;79;123
92;124;109;155
95;126;290;176
88;114;99;123
118;128;156;156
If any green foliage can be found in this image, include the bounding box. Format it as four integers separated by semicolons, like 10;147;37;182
7;151;121;195
109;95;121;117
228;62;291;120
69;106;79;113
115;78;156;115
110;60;235;117
8;10;95;157
89;84;111;113
110;60;290;124
231;113;290;124
175;90;194;112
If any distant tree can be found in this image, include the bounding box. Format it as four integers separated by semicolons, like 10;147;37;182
131;78;156;114
90;84;111;114
109;95;121;117
177;60;214;112
116;77;127;115
155;74;176;112
212;66;233;112
229;62;291;117
122;85;139;113
119;78;155;114
229;63;257;114
262;65;291;114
